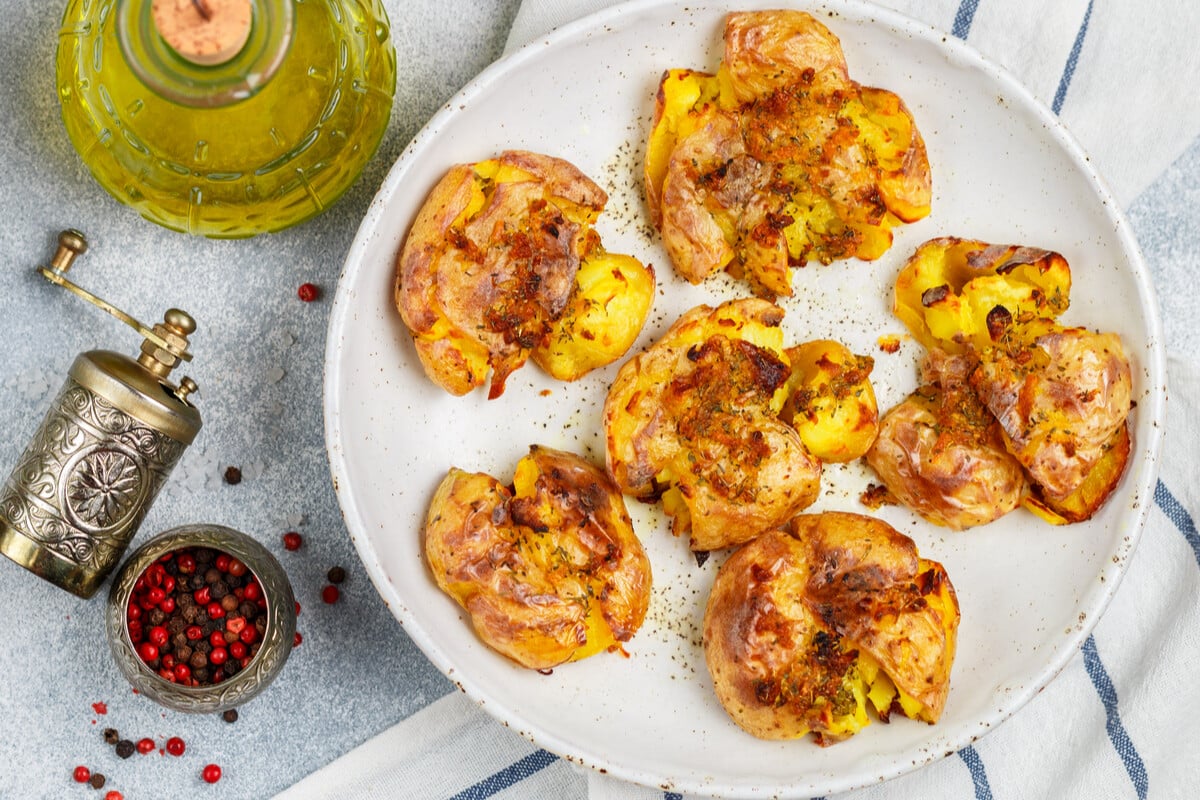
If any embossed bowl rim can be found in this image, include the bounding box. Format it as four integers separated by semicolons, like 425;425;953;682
105;524;297;713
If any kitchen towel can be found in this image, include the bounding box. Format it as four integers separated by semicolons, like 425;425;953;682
279;1;1200;798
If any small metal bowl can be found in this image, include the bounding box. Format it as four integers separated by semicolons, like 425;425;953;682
105;524;296;713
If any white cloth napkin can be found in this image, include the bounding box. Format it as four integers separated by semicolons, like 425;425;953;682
280;1;1200;798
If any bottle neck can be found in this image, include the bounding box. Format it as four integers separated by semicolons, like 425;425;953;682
117;0;294;108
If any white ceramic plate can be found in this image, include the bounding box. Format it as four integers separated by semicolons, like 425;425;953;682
324;2;1166;796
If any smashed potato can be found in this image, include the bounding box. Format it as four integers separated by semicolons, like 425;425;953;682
894;237;1071;354
874;237;1133;526
423;446;652;669
971;326;1132;507
866;349;1026;530
782;339;879;462
604;299;821;551
704;511;959;744
645;10;931;298
395;150;653;398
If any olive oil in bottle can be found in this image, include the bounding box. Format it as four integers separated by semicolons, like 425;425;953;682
56;0;396;238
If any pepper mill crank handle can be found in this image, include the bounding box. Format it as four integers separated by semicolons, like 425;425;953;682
36;229;193;364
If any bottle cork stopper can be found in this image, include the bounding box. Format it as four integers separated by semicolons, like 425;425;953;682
152;0;254;66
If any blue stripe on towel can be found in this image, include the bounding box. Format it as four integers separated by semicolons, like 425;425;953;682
1082;635;1149;799
1052;0;1095;114
951;0;980;39
1155;479;1200;567
957;745;994;800
449;749;558;800
450;474;1196;800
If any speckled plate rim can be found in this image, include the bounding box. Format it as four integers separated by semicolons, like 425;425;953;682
324;1;1167;796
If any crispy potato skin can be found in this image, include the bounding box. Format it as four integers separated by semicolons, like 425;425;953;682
659;111;747;284
866;349;1026;530
972;327;1133;501
423;446;651;669
879;237;1132;525
604;299;821;551
1024;422;1131;524
704;512;959;743
646;11;931;298
395;150;651;398
723;10;850;104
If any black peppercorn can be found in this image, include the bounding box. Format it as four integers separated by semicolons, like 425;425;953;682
222;708;238;723
89;773;106;789
223;466;243;484
327;566;347;584
115;740;135;759
130;545;272;692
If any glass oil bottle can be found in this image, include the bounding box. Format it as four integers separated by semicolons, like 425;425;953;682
56;0;397;237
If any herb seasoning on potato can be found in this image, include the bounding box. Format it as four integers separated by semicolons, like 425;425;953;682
604;298;821;551
645;10;931;298
868;237;1133;526
395;150;654;399
423;446;652;669
704;511;959;745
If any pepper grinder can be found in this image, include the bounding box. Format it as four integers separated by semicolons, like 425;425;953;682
0;231;202;598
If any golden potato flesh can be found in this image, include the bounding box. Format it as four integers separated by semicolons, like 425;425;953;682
1024;423;1131;524
645;68;737;228
971;326;1133;502
783;340;879;462
894;237;1071;354
395;150;651;398
531;248;655;381
423;445;652;670
646;11;931;298
604;299;821;551
866;349;1026;530
703;511;959;744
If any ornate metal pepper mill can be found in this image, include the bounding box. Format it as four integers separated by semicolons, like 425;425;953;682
0;230;202;598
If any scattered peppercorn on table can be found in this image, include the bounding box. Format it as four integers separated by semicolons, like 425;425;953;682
2;1;1200;799
0;0;520;796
